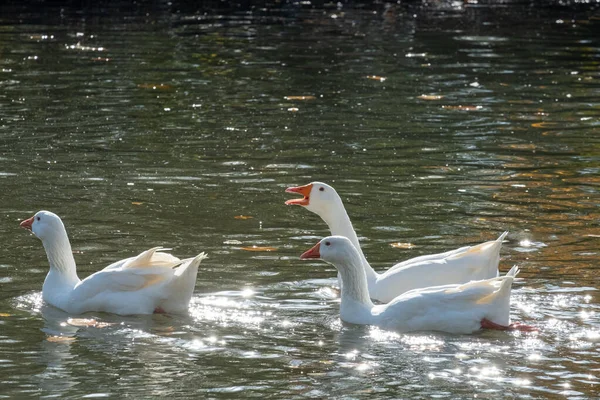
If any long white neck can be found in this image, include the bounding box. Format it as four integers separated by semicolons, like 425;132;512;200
41;230;80;292
317;202;378;282
334;246;375;324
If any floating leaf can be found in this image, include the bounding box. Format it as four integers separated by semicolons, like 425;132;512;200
390;242;416;249
47;335;76;343
284;96;316;101
442;105;483;111
131;202;143;206
234;215;253;220
287;107;299;112
531;122;557;128
418;94;443;101
366;75;387;82
67;318;113;328
240;246;277;252
0;313;11;317
152;326;175;334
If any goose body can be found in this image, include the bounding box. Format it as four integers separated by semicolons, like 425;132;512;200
20;211;206;315
286;182;505;303
301;236;526;334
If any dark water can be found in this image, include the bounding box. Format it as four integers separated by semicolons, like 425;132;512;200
1;1;599;398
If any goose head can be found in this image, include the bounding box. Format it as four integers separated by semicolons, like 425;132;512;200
300;235;358;267
20;211;66;241
285;182;343;216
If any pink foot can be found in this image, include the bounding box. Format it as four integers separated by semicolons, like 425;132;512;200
481;318;538;332
153;307;167;314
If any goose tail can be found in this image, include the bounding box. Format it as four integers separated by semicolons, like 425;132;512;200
158;252;207;314
484;265;518;326
450;231;508;279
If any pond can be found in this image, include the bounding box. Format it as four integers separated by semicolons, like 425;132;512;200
0;1;598;398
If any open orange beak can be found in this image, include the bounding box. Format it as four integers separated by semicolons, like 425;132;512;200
285;183;313;206
20;216;34;231
300;242;321;259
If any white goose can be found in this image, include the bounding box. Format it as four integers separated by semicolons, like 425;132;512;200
286;182;506;303
20;211;207;315
301;236;535;334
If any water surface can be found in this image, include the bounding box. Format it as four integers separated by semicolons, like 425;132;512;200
0;2;598;398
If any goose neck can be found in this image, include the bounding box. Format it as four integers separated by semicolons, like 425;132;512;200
41;233;79;286
336;250;375;313
321;206;378;281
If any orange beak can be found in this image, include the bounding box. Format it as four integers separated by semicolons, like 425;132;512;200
285;183;313;206
300;242;321;259
20;216;34;231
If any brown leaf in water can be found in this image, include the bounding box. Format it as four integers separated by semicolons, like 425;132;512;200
287;107;299;112
390;242;416;249
47;335;76;343
531;122;558;128
418;94;443;101
240;246;277;252
366;75;387;82
131;202;143;206
499;143;537;151
284;96;316;101
0;313;11;317
152;326;175;334
67;318;113;328
234;215;253;220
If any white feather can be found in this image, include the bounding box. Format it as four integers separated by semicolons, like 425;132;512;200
25;211;206;315
287;182;506;303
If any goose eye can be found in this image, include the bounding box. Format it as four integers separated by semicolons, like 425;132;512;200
325;241;331;246
319;187;325;192
36;217;40;221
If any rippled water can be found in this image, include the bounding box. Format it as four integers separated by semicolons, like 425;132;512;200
1;1;599;398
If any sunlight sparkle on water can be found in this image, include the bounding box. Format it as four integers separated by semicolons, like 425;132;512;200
477;366;501;377
584;329;599;340
355;362;376;372
368;327;400;342
514;378;531;386
189;296;265;326
579;310;593;320
281;319;295;328
399;334;444;351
